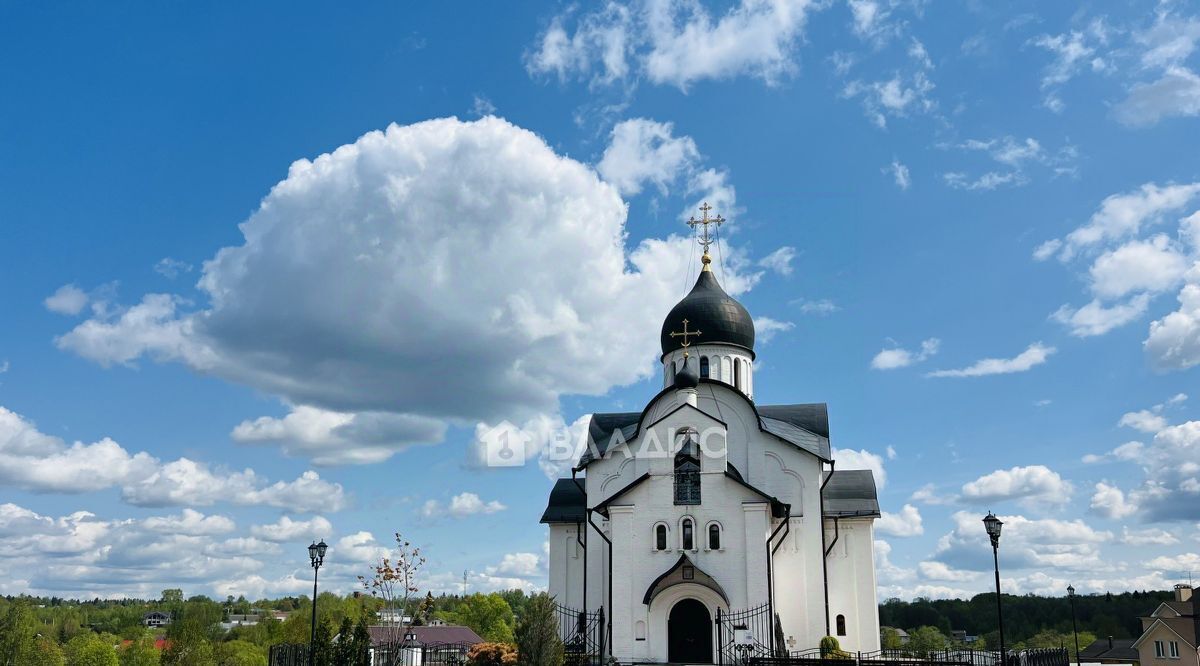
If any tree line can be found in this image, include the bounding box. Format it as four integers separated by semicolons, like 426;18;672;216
880;589;1175;658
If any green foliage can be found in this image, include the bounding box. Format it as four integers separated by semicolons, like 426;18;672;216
161;590;184;604
350;617;372;666
64;633;119;666
881;627;903;650
0;601;40;665
441;594;516;643
213;640;265;666
34;637;67;666
310;619;334;666
819;636;851;659
907;626;948;653
118;635;160;666
467;642;518;666
515;594;562;666
879;590;1170;646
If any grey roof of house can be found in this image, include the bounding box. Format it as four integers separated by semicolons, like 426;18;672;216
367;625;483;646
1162;601;1197;616
822;470;881;518
540;478;586;524
575;395;831;468
1080;638;1138;661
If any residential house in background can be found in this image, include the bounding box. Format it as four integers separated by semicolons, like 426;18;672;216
1080;637;1139;665
142;611;171;628
1133;585;1199;666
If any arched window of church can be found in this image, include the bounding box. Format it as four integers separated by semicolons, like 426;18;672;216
734;359;742;390
681;518;694;550
668;360;676;383
700;356;710;378
674;430;700;505
707;523;720;550
836;614;847;637
655;524;668;551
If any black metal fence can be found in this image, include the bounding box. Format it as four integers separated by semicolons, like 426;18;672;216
717;603;775;665
268;641;474;666
553;602;605;666
749;648;1070;666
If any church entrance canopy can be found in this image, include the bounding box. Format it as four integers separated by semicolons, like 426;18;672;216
643;553;729;607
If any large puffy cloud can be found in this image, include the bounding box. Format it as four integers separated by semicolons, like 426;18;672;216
831;447;887;489
930;511;1112;573
0;503;277;599
877;504;923;537
232;406;445;466
250;515;335;543
1146;280;1200;371
0;405;345;512
597;118;699;196
55;118;769;466
959;465;1073;508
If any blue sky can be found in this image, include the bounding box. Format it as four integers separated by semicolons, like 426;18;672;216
3;0;1200;601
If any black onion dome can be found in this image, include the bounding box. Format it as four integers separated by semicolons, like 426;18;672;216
660;269;755;359
674;356;699;390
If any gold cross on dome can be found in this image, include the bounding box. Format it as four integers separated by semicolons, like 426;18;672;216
669;318;702;356
687;202;724;268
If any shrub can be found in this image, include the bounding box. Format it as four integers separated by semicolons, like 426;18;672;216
467;642;518;666
819;636;852;659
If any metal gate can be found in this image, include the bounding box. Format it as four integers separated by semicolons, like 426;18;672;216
554;602;606;666
717;603;775;665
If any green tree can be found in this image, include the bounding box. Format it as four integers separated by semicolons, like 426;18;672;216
350;617;372;666
161;590;184;604
33;637;67;666
213;640;265;666
515;594;561;666
443;594;515;643
881;627;903;650
907;626;948;654
118;635;160;666
0;601;39;665
333;618;355;665
64;633;119;666
311;619;334;666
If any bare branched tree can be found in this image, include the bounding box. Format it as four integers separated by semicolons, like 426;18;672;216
359;532;426;666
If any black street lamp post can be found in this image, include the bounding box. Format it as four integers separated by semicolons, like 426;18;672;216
983;513;1005;666
1068;585;1080;663
308;539;328;666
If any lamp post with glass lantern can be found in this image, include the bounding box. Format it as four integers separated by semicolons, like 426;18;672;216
1068;585;1080;663
308;539;328;666
983;513;1005;665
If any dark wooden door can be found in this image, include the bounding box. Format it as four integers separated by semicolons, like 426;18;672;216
668;599;713;663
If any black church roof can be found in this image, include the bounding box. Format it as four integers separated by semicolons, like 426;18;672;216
660;270;755;358
575;395;831;468
539;479;586;524
822;470;881;518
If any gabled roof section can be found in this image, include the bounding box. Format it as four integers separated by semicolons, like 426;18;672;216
822;470;880;518
724;471;789;518
642;553;730;606
575;380;831;469
1079;638;1138;661
540;479;586;524
1133;618;1198;649
592;473;652;517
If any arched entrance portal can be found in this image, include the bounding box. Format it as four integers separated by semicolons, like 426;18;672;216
667;598;713;664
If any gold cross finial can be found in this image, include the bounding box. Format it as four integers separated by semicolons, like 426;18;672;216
669;318;702;357
687;202;724;272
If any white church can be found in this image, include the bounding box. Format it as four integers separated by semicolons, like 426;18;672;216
541;207;882;664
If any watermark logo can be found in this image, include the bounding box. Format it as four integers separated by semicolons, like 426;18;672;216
479;420;528;467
